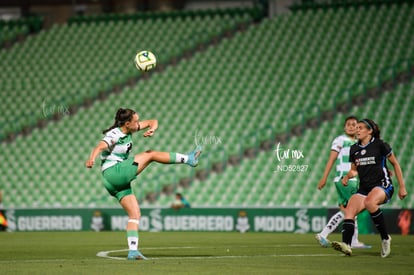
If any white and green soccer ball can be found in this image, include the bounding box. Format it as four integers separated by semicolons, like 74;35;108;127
134;50;156;72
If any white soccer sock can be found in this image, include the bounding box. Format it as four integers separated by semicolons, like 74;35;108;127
127;219;139;251
175;153;188;164
320;211;344;238
127;234;138;250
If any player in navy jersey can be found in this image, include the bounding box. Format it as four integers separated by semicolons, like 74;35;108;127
86;108;202;260
332;119;407;258
316;116;369;248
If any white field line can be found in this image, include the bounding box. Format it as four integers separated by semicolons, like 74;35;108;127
0;244;373;263
96;245;344;261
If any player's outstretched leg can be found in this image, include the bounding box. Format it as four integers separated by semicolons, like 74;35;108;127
315;210;344;248
134;146;203;175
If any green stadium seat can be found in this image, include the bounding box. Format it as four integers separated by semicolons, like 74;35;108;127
1;4;413;208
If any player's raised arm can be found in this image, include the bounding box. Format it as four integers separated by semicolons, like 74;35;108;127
85;141;108;168
139;119;158;137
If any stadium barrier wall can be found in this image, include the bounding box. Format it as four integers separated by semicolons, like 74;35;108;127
3;207;412;234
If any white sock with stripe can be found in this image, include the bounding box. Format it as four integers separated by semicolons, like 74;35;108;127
170;152;188;164
320;211;344;238
127;219;139;251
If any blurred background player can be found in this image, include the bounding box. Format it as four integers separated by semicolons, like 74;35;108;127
332;119;407;257
316;116;369;248
171;193;191;210
397;209;412;235
0;189;8;232
0;189;3;209
86;108;201;260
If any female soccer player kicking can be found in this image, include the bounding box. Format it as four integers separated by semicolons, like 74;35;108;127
86;108;202;260
332;119;407;258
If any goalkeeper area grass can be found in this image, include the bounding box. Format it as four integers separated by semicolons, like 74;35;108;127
1;231;413;274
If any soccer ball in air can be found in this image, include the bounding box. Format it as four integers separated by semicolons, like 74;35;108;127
134;50;156;72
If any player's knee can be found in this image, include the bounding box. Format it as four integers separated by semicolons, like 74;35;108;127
144;150;156;160
364;198;376;211
134;150;153;162
139;150;155;159
129;211;141;220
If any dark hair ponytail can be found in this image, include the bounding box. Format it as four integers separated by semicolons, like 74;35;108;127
360;118;381;139
102;108;136;134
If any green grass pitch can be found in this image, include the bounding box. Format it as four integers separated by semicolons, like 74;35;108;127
1;232;413;274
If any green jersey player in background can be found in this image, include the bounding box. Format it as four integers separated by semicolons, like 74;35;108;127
86;108;202;260
316;115;369;248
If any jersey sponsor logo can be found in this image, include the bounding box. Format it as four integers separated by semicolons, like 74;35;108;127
355;156;376;166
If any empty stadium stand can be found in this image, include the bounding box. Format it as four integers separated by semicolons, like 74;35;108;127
0;4;413;209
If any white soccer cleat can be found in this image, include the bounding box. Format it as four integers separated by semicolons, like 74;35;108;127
127;250;148;260
332;241;352;256
381;235;391;258
315;234;331;248
351;242;372;249
187;145;202;167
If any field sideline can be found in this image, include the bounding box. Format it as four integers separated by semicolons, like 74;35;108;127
1;232;413;274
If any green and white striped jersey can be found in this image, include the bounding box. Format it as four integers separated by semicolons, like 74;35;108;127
101;128;133;171
331;134;357;182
